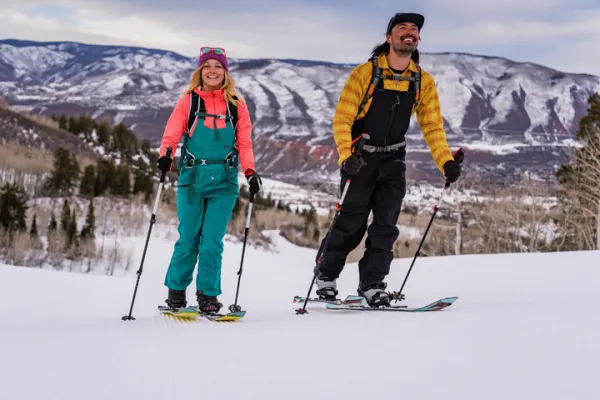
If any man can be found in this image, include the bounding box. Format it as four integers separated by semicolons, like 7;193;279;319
314;12;462;306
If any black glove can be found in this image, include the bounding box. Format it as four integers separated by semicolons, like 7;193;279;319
443;160;461;183
342;155;366;176
157;155;172;173
246;171;262;195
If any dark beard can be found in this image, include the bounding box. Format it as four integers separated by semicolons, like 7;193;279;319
391;42;416;57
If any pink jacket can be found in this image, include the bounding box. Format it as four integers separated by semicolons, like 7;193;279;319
159;88;256;176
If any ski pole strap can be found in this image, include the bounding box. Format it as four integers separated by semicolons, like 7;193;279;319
453;147;465;165
362;141;406;153
350;133;371;156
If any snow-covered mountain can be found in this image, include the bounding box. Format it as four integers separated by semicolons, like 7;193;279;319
0;227;598;399
2;39;599;188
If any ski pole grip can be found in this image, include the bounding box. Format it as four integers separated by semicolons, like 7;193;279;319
249;191;255;203
444;147;466;189
453;147;465;165
352;133;370;157
159;147;173;183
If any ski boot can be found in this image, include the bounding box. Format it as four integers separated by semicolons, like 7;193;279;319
358;281;391;307
196;291;223;314
165;288;187;309
315;271;338;301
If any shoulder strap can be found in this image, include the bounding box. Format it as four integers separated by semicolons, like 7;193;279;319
187;91;240;132
356;56;381;119
362;62;423;109
413;65;421;107
229;96;238;129
186;91;201;135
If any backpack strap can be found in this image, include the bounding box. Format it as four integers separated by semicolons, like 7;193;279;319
186;91;201;136
227;96;238;131
356;57;422;119
356;56;381;119
185;91;238;133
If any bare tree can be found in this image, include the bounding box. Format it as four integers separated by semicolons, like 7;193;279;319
555;124;600;250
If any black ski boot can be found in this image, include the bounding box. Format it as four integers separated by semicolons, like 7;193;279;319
196;291;223;314
165;288;187;309
358;281;391;307
315;271;338;301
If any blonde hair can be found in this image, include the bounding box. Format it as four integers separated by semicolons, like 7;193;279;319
185;63;244;106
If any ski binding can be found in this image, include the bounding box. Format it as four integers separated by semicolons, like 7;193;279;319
158;305;246;322
293;294;368;307
325;296;458;312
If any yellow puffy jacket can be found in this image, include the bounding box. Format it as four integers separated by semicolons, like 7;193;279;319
333;53;454;173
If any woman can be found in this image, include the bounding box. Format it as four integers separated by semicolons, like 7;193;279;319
156;46;262;313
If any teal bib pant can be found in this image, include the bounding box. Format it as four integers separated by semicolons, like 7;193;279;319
164;112;239;297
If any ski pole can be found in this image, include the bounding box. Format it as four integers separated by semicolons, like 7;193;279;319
122;146;172;321
229;190;255;313
295;133;370;315
392;147;465;302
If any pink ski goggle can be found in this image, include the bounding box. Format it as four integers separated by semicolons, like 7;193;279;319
200;47;226;56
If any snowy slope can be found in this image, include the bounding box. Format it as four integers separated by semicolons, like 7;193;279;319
0;226;598;400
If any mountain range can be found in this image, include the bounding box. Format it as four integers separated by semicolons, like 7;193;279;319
1;38;599;190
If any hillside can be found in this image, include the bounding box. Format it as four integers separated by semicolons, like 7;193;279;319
1;39;598;189
0;229;597;400
0;103;98;159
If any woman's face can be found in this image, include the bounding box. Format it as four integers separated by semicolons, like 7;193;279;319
201;60;225;89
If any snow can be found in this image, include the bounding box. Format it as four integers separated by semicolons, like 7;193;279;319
243;173;337;215
0;222;598;399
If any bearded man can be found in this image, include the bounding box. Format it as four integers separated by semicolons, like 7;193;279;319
314;12;462;306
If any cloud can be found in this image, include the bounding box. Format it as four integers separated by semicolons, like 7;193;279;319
1;0;600;75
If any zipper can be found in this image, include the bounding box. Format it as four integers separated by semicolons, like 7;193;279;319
386;93;401;146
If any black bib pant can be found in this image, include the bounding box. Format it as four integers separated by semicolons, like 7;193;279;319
317;78;416;288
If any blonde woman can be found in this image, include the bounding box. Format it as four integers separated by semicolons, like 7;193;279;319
157;47;262;313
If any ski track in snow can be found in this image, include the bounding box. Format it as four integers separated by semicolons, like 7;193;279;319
0;230;598;400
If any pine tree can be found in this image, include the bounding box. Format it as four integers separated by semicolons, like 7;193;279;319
45;148;80;196
94;160;113;196
133;159;154;201
96;120;111;147
68;209;78;247
80;165;96;197
48;212;57;232
80;198;96;239
110;165;131;196
58;114;67;130
68;116;79;134
60;199;71;235
0;182;28;235
30;214;38;238
555;93;600;250
141;139;152;155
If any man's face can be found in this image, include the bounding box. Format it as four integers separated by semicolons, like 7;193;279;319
387;22;419;56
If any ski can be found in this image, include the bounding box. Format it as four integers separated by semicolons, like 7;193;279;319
324;296;458;312
293;295;367;307
157;305;246;322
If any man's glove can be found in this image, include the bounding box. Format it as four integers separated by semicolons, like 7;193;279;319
342;155;366;176
246;170;262;195
157;155;172;173
443;160;461;183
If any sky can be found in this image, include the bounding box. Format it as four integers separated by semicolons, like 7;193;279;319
1;0;600;75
